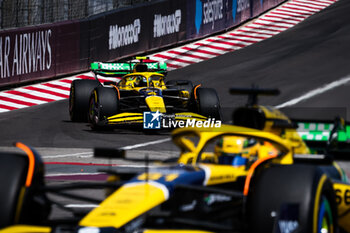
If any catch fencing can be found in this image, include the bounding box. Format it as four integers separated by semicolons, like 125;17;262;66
0;0;151;29
0;0;285;87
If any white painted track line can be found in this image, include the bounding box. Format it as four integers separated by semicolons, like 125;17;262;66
275;74;350;109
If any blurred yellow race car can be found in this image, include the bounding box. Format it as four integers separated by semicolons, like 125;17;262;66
1;121;350;233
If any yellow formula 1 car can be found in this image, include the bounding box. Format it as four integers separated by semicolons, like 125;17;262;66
69;57;221;130
1;123;350;233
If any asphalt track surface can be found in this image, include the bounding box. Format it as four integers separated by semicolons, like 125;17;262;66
1;0;349;148
1;0;350;219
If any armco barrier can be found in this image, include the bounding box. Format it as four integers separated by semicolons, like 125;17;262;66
0;0;285;87
0;21;83;86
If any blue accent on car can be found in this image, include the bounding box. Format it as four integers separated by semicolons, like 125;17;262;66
318;198;326;233
195;0;203;34
139;88;162;97
218;155;247;166
232;0;237;23
232;156;248;166
129;165;206;193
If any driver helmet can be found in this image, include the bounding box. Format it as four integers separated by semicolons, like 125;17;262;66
134;76;146;87
135;76;141;86
214;136;258;166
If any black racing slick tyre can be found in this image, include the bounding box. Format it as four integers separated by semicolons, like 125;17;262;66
0;151;50;228
247;164;337;233
88;86;119;130
166;80;194;94
0;152;28;227
69;79;100;122
195;88;221;120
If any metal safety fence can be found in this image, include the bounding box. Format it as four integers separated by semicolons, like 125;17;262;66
0;0;151;29
0;0;285;87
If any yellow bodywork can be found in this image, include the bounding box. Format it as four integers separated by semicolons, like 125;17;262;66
104;72;197;124
0;225;51;233
333;182;350;232
79;124;295;230
200;164;247;185
173;124;294;166
117;72;167;91
145;96;166;113
107;112;144;124
257;106;310;154
80;182;168;228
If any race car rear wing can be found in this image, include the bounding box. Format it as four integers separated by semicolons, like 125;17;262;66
296;120;349;142
294;117;350;158
90;60;167;76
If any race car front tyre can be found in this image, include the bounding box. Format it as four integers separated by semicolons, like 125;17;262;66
195;88;221;120
0;152;29;227
69;79;100;122
0;152;50;227
88;86;119;130
246;164;337;233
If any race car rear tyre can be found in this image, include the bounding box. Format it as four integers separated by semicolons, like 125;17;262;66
0;151;50;227
195;88;221;120
247;164;337;233
69;79;100;122
88;86;119;130
166;80;193;93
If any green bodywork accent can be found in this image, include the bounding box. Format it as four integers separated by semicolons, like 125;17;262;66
90;62;167;75
297;122;350;142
